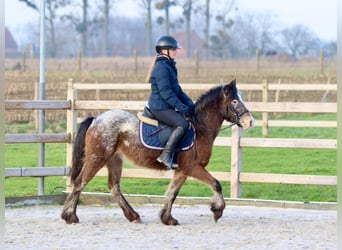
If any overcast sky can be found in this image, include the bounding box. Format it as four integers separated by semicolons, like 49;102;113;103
236;0;336;41
5;0;337;41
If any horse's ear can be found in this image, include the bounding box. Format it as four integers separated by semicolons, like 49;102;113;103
223;79;237;98
229;79;236;87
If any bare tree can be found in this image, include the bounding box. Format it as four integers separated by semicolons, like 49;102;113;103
18;0;38;9
204;0;210;59
155;0;176;35
321;41;337;59
140;0;154;56
230;11;277;58
16;0;72;58
280;24;320;58
209;0;235;58
106;16;147;56
97;0;115;56
80;0;88;56
175;0;193;57
46;0;72;57
63;0;91;56
101;0;109;56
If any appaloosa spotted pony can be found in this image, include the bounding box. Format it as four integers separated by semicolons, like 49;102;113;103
61;79;254;225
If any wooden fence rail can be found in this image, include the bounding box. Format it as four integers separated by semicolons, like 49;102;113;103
5;80;337;198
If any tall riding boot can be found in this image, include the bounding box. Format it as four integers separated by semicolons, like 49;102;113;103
157;126;185;169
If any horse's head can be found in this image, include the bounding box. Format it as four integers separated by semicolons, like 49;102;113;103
220;79;254;129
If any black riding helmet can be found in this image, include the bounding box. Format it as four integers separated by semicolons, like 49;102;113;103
155;35;181;53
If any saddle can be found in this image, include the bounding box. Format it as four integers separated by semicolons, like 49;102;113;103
137;107;195;151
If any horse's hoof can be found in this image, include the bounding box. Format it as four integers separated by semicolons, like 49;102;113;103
160;208;179;225
61;212;79;224
161;216;179;226
213;212;222;222
211;207;224;222
126;212;141;223
168;219;179;226
131;218;142;223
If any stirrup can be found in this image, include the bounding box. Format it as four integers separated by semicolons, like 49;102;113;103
157;154;178;170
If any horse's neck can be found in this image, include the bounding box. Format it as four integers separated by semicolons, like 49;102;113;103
195;112;224;142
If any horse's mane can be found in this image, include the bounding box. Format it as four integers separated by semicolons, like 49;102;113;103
189;85;223;126
190;83;237;127
195;85;222;110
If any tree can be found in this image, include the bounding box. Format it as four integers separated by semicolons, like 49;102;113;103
230;11;277;58
209;0;235;58
155;0;176;35
63;0;92;56
321;41;337;59
203;0;210;59
140;0;154;56
46;0;72;57
93;0;117;57
280;24;320;58
177;0;192;57
80;0;89;56
18;0;38;10
100;0;110;56
17;0;72;58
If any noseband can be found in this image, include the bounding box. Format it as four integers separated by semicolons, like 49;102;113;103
228;103;249;126
222;86;249;127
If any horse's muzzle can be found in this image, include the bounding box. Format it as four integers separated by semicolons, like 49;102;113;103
238;112;255;130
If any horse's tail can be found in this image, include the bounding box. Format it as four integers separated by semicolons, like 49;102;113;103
69;116;95;184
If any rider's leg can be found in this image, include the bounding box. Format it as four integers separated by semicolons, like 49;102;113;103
150;109;189;169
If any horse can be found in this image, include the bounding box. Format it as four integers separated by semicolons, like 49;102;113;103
61;79;254;225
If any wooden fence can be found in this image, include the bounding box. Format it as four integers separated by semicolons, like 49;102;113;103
5;79;337;198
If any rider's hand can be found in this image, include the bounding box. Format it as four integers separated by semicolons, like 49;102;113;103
183;104;195;119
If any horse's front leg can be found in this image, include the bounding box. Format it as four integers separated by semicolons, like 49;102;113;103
160;170;187;225
188;167;225;222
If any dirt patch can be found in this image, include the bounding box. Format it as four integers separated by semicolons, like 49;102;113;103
5;204;336;249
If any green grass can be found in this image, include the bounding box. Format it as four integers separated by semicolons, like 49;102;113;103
5;114;337;202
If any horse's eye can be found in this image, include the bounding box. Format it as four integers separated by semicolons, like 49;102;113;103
231;100;238;105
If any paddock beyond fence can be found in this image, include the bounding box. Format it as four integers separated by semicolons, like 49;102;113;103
5;80;337;198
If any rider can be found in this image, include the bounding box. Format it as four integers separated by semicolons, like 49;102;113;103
146;35;194;169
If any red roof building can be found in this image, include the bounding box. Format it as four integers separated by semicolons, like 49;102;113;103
5;27;18;56
172;31;205;58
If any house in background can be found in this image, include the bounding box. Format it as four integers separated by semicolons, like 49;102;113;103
172;31;205;58
5;27;19;57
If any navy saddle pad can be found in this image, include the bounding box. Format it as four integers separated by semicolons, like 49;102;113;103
139;121;195;151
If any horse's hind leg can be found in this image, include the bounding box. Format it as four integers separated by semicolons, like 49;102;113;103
61;182;83;224
62;151;108;224
107;153;141;223
160;171;187;225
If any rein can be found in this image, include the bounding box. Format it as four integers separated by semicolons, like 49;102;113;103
186;84;249;160
189;101;249;132
219;123;235;131
187;110;234;133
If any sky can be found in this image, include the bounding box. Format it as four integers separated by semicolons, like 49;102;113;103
5;0;337;42
236;0;337;41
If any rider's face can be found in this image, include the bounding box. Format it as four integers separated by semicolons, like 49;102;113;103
168;49;177;59
160;49;177;59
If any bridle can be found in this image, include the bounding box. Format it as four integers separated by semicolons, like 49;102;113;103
187;100;249;132
186;91;249;160
187;86;250;131
221;86;249;127
227;102;250;128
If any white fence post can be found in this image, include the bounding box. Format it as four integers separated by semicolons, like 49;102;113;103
66;78;77;191
230;125;243;198
262;79;269;137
